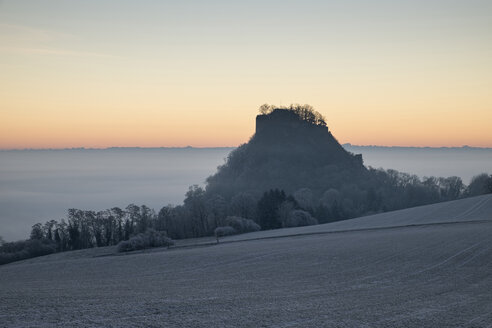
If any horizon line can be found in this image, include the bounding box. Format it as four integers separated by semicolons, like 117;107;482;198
1;144;492;151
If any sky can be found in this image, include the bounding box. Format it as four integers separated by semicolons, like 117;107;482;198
1;0;491;149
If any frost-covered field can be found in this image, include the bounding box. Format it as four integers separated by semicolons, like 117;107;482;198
1;195;492;327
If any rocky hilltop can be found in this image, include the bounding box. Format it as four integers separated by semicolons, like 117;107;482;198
255;108;363;168
206;106;366;200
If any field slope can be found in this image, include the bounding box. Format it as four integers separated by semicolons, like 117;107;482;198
1;194;492;327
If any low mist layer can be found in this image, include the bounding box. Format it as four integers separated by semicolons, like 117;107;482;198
1;146;491;241
0;148;232;241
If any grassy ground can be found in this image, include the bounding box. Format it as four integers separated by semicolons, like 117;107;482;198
1;195;491;328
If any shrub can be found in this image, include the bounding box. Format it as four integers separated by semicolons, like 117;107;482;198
224;216;261;233
117;229;174;253
282;210;318;228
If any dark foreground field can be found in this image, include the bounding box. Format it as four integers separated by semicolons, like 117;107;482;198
1;195;492;328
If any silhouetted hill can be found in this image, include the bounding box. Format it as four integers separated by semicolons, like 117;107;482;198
206;107;366;200
255;109;363;168
204;105;484;223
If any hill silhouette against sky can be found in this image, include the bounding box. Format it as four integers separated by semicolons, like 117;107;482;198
206;105;365;199
205;105;490;225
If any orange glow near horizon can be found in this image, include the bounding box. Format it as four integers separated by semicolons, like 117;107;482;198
2;90;492;148
3;104;491;149
1;1;491;149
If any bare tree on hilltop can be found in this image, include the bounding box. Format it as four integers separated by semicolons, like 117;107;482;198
258;103;327;127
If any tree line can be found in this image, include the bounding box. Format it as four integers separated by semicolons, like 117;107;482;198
1;171;491;265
